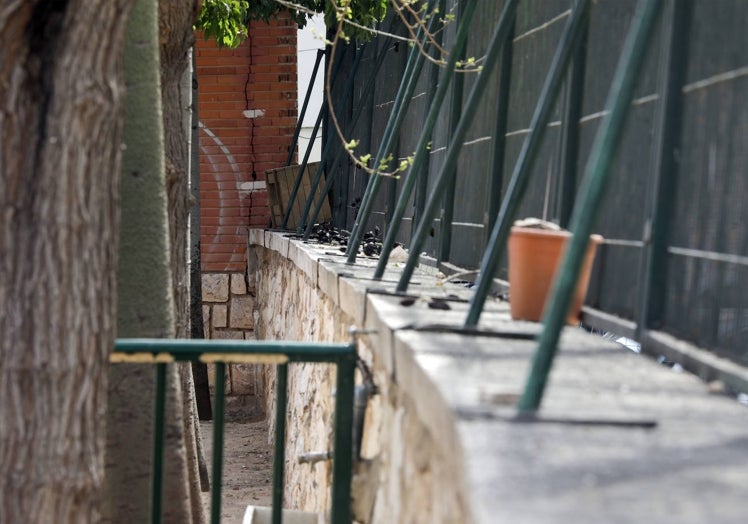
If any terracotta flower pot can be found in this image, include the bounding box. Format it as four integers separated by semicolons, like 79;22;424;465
508;226;602;324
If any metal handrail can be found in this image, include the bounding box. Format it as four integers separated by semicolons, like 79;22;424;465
112;338;356;524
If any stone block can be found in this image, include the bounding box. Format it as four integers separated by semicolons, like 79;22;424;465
230;295;254;329
230;363;260;395
212;304;227;328
317;258;339;305
206;363;232;396
202;273;229;302
212;329;244;340
202;305;211;337
289;241;318;287
246;247;260;294
338;275;367;325
248;228;264;247
231;273;247;295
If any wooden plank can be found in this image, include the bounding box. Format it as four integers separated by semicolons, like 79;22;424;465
265;163;331;229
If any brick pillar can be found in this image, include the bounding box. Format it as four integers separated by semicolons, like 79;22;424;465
196;13;297;406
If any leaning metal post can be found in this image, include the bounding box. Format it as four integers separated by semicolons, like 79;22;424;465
288;49;324;167
372;0;480;279
302;34;396;240
281;46;347;229
463;0;591;326
297;47;366;233
395;0;520;293
345;0;438;263
518;0;664;413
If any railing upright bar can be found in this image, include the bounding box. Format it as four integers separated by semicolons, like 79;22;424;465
373;0;480;279
287;49;325;167
210;362;226;524
271;363;288;524
150;363;167;524
462;0;591;325
345;1;438;263
518;0;664;413
297;47;366;233
330;348;356;524
303;35;396;240
395;0;520;293
281;46;347;230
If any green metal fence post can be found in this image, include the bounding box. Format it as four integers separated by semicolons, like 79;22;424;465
150;363;167;524
281;46;347;230
330;348;356;524
487;18;516;235
288;49;325;167
373;0;481;279
437;0;466;263
272;363;288;524
518;0;664;413
463;0;591;325
282;100;326;230
297;47;366;233
556;17;589;229
346;1;438;263
635;0;692;339
302;32;397;240
210;361;226;524
391;0;525;293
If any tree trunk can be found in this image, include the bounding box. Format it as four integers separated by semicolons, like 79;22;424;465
0;1;135;522
158;0;211;514
104;1;195;522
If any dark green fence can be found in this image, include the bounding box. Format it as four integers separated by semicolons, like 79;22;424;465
321;0;747;368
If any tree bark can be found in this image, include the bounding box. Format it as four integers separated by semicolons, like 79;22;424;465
158;0;211;515
0;1;135;522
104;1;195;522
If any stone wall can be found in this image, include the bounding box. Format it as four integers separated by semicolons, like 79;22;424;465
201;271;262;416
249;231;472;523
246;230;748;524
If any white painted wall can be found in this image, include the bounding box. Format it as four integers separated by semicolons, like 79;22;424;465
297;15;326;163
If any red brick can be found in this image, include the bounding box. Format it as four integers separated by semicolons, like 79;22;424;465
198;12;297;270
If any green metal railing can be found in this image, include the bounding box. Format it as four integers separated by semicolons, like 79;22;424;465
111;338;357;524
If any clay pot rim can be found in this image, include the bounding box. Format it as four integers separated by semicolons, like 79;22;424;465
510;226;604;244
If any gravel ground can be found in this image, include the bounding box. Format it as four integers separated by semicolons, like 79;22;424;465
200;420;273;523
